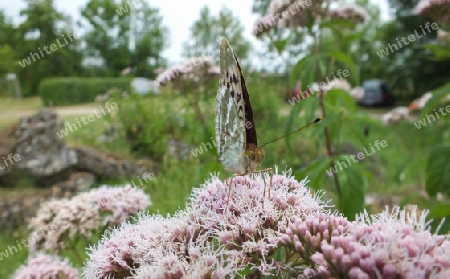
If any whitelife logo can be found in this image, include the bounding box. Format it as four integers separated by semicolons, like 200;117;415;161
414;105;450;129
326;140;388;176
56;102;118;139
287;69;350;106
252;0;313;35
376;22;438;58
18;31;80;68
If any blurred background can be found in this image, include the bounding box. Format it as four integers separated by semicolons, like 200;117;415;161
0;0;450;276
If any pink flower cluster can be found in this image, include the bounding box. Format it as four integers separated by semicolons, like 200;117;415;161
83;171;450;278
29;185;150;252
279;209;450;278
253;0;368;35
97;184;152;224
12;253;79;279
415;0;450;29
330;4;371;24
437;29;450;44
155;56;219;85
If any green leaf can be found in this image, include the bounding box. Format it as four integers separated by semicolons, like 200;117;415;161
429;202;450;219
284;97;320;152
419;83;450;118
342;112;384;127
290;55;318;87
323;50;359;85
425;146;450;197
297;156;332;190
323;89;356;113
422;44;450;60
238;265;252;276
337;162;367;220
428;202;450;234
320;18;357;31
272;35;290;54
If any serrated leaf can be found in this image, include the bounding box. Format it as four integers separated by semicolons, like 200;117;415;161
299;156;332;190
323;89;356;113
342;112;384;127
425;146;450;197
422;44;450;60
238;265;252;276
428;202;450;219
290;54;321;87
284;97;320;152
338;164;367;220
272;35;290;54
321;18;357;31
323;50;359;85
428;202;450;234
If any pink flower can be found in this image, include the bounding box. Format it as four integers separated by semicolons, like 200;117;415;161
29;185;151;252
155;56;218;85
278;207;450;278
84;171;450;278
437;29;450;44
253;14;279;37
97;184;151;224
330;4;370;24
270;0;329;29
350;86;364;101
85;170;330;277
415;0;450;28
324;78;352;93
12;253;78;279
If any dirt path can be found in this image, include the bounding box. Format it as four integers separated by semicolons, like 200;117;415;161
2;106;100;119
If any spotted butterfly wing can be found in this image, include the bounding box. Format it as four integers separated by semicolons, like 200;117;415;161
215;37;264;174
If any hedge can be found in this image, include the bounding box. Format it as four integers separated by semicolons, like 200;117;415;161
39;77;131;106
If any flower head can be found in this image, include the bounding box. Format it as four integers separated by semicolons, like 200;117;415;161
12;253;79;279
29;185;150;252
437;29;450;43
324;78;352;93
415;0;450;29
155;56;218;85
350;86;364;101
253;14;279;37
330;4;370;24
84;170;450;278
97;184;151;224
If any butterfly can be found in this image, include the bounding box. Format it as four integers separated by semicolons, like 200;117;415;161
215;37;321;208
215;37;271;206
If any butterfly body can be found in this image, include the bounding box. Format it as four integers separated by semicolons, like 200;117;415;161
215;37;265;175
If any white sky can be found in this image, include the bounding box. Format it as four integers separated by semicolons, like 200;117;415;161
0;0;390;66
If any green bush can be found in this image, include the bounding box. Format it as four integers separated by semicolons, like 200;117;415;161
105;91;171;161
39;77;131;106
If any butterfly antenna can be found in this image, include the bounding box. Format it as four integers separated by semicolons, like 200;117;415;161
260;117;322;148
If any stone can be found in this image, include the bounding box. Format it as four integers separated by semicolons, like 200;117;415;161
14;110;77;177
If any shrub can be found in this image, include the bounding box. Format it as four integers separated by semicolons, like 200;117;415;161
39;77;131;106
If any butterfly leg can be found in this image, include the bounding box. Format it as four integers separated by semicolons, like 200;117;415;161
251;168;274;201
224;170;246;212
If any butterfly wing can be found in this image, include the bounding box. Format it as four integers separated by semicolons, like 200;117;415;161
235;53;258;148
215;37;248;173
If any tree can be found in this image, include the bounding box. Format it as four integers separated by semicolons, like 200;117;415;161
380;0;450;97
16;0;82;95
183;6;250;66
0;45;18;74
0;10;20;74
80;0;167;78
129;0;167;77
